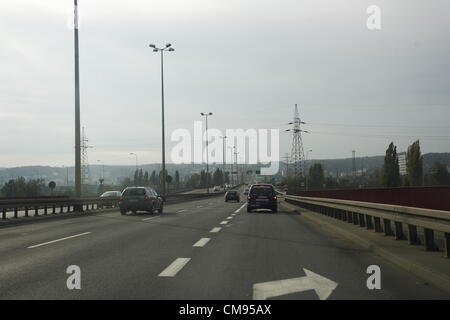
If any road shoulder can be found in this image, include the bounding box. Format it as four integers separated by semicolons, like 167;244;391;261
281;200;450;295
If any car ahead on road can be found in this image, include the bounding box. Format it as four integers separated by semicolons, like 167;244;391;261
213;186;221;192
247;184;278;213
225;190;240;202
119;187;164;215
243;188;250;195
99;190;122;200
99;190;122;208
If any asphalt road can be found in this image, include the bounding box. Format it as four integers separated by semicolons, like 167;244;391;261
0;189;448;300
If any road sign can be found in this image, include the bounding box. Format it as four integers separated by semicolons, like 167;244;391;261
48;181;56;190
253;268;338;300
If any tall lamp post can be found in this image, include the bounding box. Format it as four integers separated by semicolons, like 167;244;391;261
228;146;234;186
74;0;81;199
305;149;312;191
200;112;213;193
97;160;105;182
130;153;138;186
220;135;227;188
149;43;175;197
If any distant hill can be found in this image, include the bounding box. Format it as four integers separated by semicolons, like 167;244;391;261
0;153;449;185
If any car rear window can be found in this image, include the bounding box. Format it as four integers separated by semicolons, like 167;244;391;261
228;191;237;195
123;188;146;196
250;186;274;195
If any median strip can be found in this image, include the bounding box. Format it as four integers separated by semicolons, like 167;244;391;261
158;258;191;277
27;232;91;249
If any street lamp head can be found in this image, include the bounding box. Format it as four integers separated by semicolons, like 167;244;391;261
149;44;156;48
153;48;158;52
166;43;172;48
200;112;205;116
208;112;213;116
168;48;175;52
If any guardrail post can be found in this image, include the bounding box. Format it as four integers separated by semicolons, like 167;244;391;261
347;211;353;223
366;215;374;230
2;208;6;219
14;207;18;218
394;222;406;240
424;228;439;252
44;206;48;215
359;214;366;228
353;212;359;225
383;219;394;236
444;233;450;259
60;205;64;213
374;217;382;233
52;205;56;214
342;211;347;221
34;206;39;217
25;206;29;217
407;225;421;245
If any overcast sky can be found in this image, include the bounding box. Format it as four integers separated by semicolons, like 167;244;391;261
1;0;449;168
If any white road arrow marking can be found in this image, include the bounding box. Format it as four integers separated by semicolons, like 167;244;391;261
253;268;338;300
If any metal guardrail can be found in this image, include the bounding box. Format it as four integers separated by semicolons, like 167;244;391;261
0;192;226;221
0;197;119;220
284;195;450;258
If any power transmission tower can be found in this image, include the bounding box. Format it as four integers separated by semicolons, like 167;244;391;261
81;127;93;192
288;104;306;181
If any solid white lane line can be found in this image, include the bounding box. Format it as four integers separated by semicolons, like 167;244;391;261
193;238;211;247
210;227;222;233
158;258;191;277
27;232;91;249
220;220;229;225
234;203;247;213
142;215;161;221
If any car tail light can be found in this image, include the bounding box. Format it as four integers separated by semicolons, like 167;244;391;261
144;195;149;202
247;195;253;200
272;195;277;200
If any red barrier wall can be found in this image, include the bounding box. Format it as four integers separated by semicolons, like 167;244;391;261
293;186;450;211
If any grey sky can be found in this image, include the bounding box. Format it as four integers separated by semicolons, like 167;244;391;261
1;0;449;167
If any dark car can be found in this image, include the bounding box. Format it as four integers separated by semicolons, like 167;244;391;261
119;187;164;215
247;184;278;213
225;190;240;202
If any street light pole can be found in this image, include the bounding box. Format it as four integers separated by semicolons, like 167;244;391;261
74;0;81;199
228;146;234;186
149;43;174;198
130;153;138;185
97;160;104;180
220;136;227;188
305;149;312;191
201;112;213;193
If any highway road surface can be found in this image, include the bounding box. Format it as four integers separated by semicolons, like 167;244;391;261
0;189;448;300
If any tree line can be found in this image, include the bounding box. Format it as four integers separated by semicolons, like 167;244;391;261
283;140;450;190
